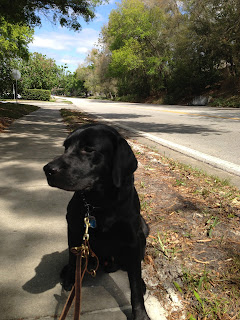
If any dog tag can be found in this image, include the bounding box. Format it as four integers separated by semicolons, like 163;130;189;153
88;216;97;228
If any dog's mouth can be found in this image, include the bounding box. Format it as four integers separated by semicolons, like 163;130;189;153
46;177;94;192
43;164;97;192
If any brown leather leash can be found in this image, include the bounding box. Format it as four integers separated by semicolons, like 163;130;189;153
59;217;99;320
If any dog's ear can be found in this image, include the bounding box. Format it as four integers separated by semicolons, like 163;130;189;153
112;138;138;188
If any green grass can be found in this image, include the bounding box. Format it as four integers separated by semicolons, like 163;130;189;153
182;265;240;319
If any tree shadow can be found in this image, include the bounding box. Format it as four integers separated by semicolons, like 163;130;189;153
97;114;227;136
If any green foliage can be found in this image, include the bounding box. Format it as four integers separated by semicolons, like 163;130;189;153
165;0;240;101
0;17;33;61
210;95;240;108
15;53;60;91
0;61;15;98
0;18;33;96
79;0;240;102
52;66;85;96
22;89;51;101
103;0;169;97
109;39;144;75
76;48;117;98
173;281;183;293
0;0;105;31
1;53;84;97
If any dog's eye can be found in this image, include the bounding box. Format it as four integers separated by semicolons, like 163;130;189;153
82;146;94;153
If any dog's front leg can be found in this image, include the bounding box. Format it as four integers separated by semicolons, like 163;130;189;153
60;247;76;291
127;252;150;320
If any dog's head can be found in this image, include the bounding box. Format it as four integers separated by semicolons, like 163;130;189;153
43;124;137;191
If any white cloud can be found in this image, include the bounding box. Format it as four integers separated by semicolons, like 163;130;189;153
95;13;105;22
30;28;99;53
76;47;89;53
60;58;73;64
30;35;66;50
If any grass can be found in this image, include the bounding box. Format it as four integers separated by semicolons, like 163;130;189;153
206;216;221;238
182;265;240;319
61;100;73;104
0;102;39;131
164;157;239;216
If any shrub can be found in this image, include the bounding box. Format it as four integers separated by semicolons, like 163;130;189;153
114;94;141;102
21;89;51;101
210;96;240;108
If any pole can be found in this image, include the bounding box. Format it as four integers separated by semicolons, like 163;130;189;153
16;79;18;104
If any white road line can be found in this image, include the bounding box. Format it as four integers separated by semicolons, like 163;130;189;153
100;118;240;177
140;130;240;177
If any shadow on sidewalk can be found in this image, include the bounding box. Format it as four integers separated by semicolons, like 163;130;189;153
23;250;132;319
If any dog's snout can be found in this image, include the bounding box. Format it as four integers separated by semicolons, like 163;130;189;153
43;164;60;176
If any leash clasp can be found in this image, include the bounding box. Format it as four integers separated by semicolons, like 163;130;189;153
83;217;90;241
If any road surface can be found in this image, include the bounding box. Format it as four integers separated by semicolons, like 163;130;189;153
62;97;240;181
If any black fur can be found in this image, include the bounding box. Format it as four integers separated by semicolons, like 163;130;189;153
43;124;150;320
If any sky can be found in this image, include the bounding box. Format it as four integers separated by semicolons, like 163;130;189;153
28;1;118;73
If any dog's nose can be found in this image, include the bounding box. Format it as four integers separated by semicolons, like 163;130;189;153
43;164;60;176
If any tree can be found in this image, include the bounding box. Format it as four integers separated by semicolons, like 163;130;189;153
166;0;240;101
0;0;105;31
0;17;33;61
76;48;117;97
75;0;240;102
0;18;33;97
55;66;85;96
183;0;240;77
14;53;60;91
101;0;171;98
0;61;15;98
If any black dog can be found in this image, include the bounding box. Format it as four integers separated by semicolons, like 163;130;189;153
43;123;150;320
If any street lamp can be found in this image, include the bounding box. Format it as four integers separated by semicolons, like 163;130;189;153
12;69;21;103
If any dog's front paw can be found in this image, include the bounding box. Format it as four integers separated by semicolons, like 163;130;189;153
60;264;75;291
103;256;120;273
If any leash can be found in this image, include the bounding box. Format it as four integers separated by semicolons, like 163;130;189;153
58;217;99;320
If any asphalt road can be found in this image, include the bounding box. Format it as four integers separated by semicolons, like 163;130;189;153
63;97;240;181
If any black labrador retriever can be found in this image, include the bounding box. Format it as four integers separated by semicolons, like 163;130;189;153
43;123;150;320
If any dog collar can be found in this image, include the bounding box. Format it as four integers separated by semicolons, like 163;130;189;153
81;192;97;229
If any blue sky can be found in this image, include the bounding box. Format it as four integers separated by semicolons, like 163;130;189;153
29;1;118;73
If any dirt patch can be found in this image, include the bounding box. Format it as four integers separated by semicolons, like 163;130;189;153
61;109;240;319
130;142;240;319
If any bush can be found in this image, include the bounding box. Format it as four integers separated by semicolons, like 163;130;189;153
21;89;51;101
210;96;240;108
114;94;141;102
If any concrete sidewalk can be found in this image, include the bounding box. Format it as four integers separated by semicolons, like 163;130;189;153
0;102;164;320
